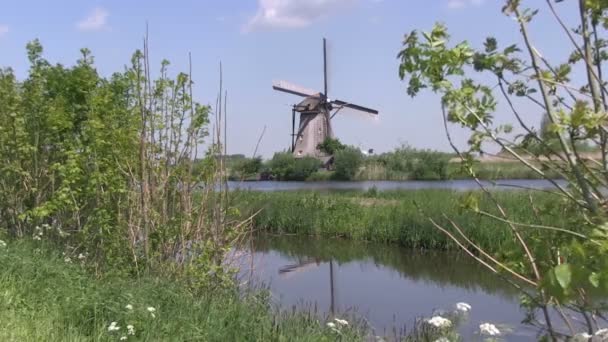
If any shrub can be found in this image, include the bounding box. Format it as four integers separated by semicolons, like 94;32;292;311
268;153;320;180
292;157;321;180
232;157;262;179
333;147;363;180
269;152;296;180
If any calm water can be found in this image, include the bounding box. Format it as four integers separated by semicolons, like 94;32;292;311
237;235;539;341
227;179;565;192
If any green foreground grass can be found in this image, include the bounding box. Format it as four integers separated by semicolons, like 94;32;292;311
237;189;569;253
0;241;364;341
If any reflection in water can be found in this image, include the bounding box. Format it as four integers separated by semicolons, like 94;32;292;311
239;234;538;341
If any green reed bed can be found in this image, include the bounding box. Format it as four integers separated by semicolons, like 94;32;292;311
236;189;567;253
0;240;364;341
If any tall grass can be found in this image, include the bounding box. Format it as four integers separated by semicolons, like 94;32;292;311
237;189;567;253
0;240;365;341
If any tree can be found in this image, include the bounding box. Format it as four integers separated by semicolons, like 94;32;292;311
398;0;608;339
333;147;363;180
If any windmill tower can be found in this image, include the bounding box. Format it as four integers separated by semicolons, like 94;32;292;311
272;38;379;160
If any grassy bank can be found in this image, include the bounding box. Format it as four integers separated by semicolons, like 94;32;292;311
237;189;569;252
352;161;561;181
0;240;364;341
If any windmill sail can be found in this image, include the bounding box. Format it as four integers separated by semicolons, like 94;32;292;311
272;81;319;98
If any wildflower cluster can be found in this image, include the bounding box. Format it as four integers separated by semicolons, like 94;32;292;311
326;317;349;334
0;240;6;248
33;225;43;241
108;321;120;332
427;316;452;328
455;302;471;313
479;323;500;336
573;328;608;341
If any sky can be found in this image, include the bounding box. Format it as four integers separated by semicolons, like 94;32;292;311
0;0;582;158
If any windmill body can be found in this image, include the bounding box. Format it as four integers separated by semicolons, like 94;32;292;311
272;38;378;160
293;96;333;158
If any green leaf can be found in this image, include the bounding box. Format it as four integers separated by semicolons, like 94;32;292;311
554;264;572;289
590;272;600;288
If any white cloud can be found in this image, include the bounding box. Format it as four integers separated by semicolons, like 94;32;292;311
77;7;109;31
447;0;484;9
244;0;356;32
0;25;8;37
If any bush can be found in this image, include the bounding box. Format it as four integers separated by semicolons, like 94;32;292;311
232;157;262;179
292;157;321;180
333;147;363;180
269;152;296;180
268;152;320;180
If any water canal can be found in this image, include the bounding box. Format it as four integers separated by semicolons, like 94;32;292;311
227;179;566;192
238;234;539;341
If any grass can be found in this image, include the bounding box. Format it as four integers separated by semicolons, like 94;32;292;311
0;240;365;341
236;189;569;253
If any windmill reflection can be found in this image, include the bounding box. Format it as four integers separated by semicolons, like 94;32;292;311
278;257;337;315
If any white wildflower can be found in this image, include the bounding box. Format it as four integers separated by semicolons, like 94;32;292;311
120;336;127;341
573;332;593;341
107;321;120;332
125;304;133;310
479;323;501;336
455;302;471;312
33;235;42;241
326;322;336;328
0;240;6;248
147;306;156;318
334;318;349;326
427;316;452;328
434;338;450;342
596;328;608;337
127;324;135;335
64;256;72;263
78;253;86;260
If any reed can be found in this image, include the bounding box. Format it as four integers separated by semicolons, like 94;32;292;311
236;189;566;252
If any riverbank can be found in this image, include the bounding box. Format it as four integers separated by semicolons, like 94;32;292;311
236;189;568;252
0;240;364;341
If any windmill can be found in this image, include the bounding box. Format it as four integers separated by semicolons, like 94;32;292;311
272;38;379;161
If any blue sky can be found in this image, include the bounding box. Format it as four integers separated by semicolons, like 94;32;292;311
0;0;580;157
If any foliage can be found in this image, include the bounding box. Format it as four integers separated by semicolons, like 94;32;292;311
333;147;363;180
0;240;365;341
268;152;320;181
0;41;243;289
317;137;346;155
361;145;452;180
232;157;263;180
398;0;608;338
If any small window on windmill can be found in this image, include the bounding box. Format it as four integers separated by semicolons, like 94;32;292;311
297;150;303;156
